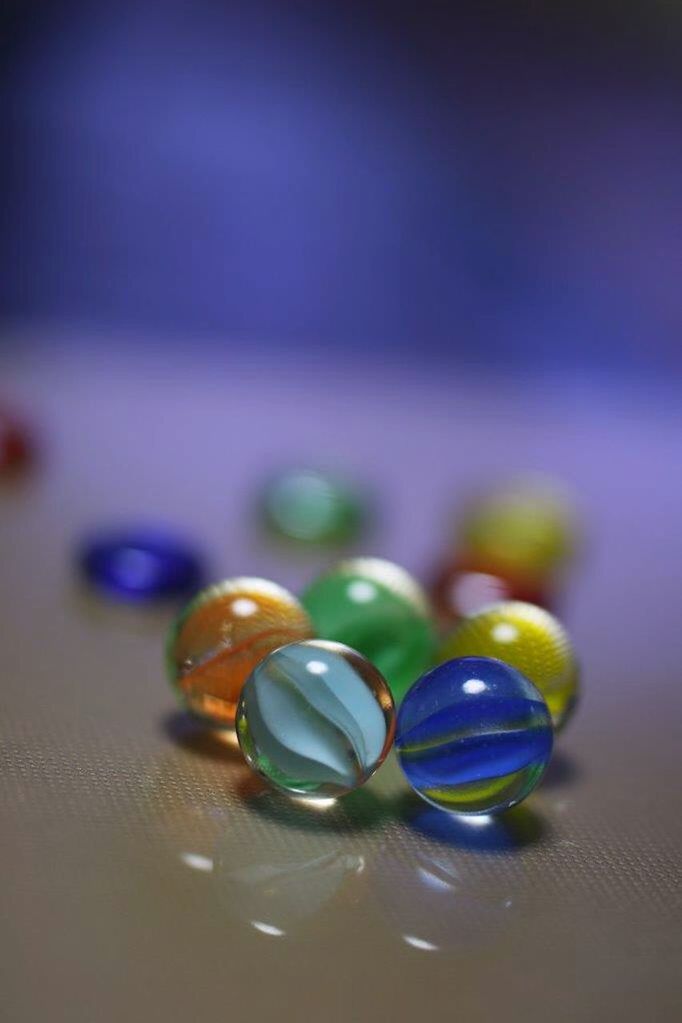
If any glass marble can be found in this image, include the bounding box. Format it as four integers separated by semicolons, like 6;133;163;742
80;529;203;603
0;408;32;476
429;554;553;632
237;639;395;798
167;577;313;727
301;557;436;704
458;476;576;580
438;601;579;731
395;656;553;815
259;468;368;546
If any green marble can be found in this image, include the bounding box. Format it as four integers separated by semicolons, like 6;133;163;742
260;469;367;546
301;557;436;703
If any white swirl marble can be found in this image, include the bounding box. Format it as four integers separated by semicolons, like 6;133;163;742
237;640;395;797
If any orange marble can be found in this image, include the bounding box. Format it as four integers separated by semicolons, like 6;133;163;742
166;577;313;727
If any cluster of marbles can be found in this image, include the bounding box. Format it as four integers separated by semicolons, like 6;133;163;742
98;467;580;818
164;559;425;731
233;638;556;814
397;476;581;813
163;559;431;798
162;551;578;817
3;405;578;822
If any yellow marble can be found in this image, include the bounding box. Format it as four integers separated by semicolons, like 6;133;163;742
438;600;579;731
458;477;576;580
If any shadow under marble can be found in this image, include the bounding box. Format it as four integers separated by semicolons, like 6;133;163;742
540;748;583;789
162;709;243;762
398;793;550;853
236;780;394;835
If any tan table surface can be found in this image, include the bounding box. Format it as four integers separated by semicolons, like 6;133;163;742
1;337;681;1022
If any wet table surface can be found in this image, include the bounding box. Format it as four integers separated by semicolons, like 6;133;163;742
1;336;681;1022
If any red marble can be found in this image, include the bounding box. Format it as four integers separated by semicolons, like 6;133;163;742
429;553;554;632
0;409;32;476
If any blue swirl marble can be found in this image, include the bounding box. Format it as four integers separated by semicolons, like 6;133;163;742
395;656;553;815
237;639;395;798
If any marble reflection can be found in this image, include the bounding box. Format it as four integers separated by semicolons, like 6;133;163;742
365;795;551;951
214;822;364;938
371;844;516;953
157;719;544;949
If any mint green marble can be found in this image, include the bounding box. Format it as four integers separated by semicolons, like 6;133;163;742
260;469;367;545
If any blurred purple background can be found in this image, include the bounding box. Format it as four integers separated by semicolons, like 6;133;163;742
1;0;682;374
